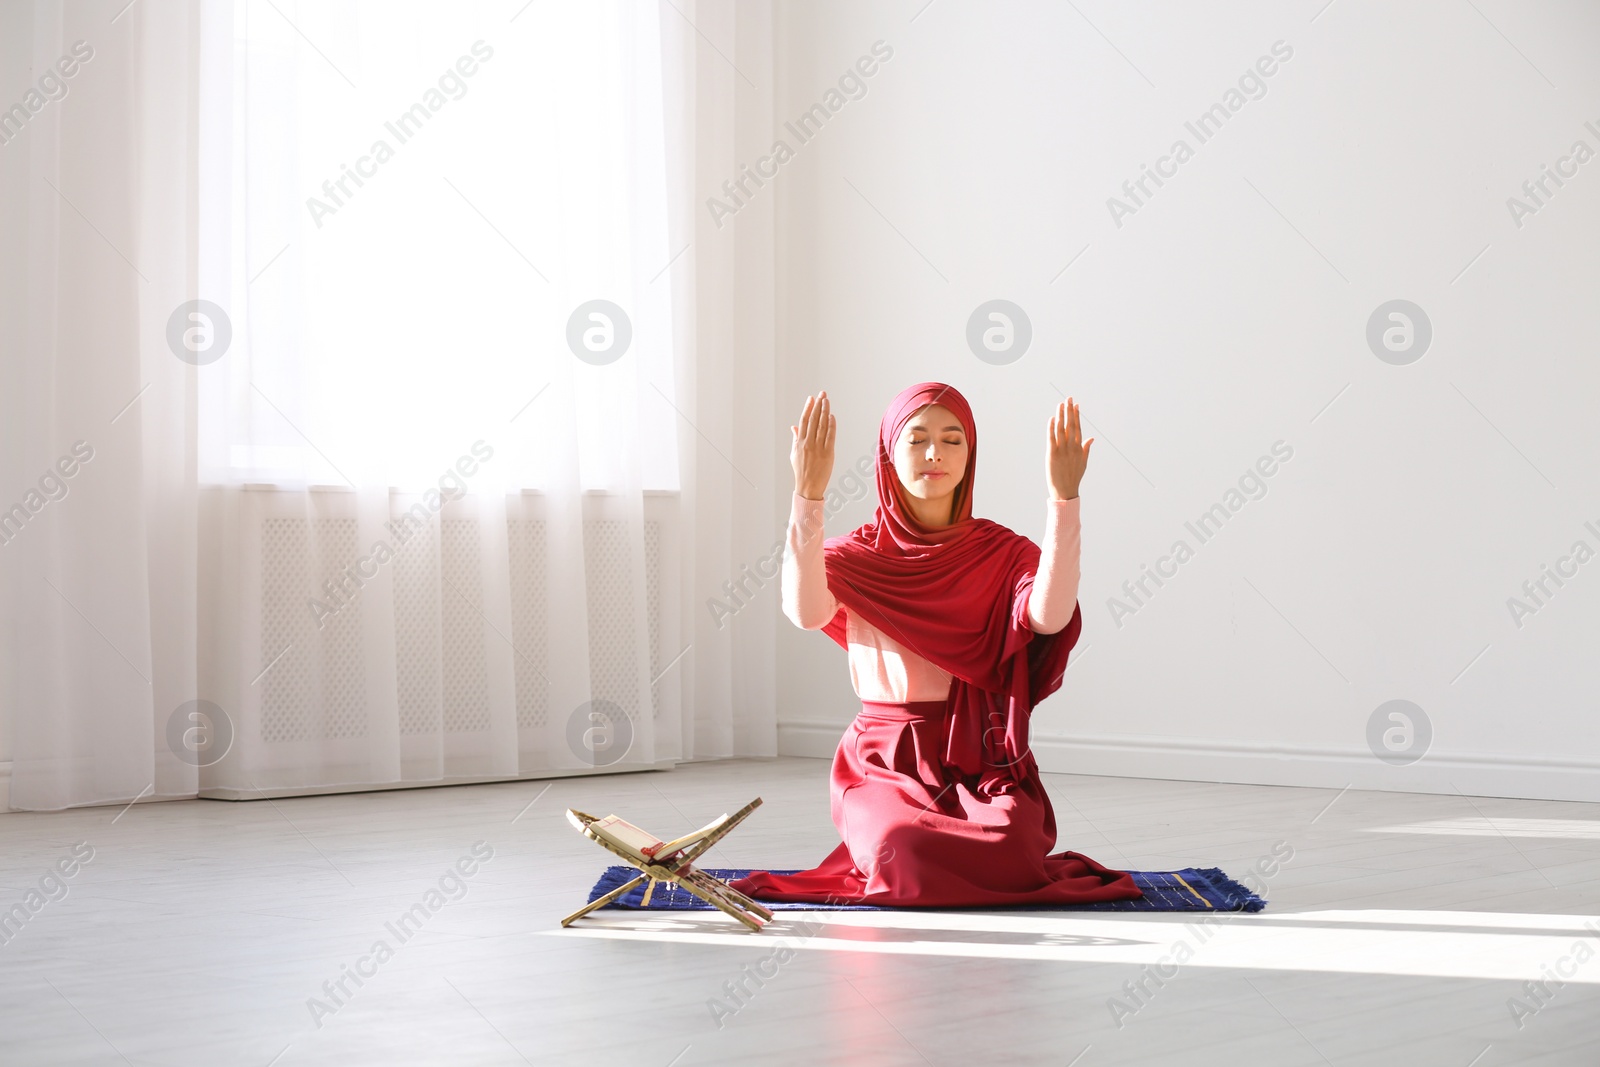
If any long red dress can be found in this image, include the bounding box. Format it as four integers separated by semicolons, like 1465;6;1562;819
731;382;1143;908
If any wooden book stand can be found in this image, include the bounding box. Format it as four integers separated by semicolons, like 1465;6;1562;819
561;796;774;932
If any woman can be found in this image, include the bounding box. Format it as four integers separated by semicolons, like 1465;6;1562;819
728;382;1143;907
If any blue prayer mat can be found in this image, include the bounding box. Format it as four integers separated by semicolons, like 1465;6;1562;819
584;865;1267;912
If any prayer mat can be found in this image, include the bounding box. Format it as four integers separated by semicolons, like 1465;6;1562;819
583;865;1267;913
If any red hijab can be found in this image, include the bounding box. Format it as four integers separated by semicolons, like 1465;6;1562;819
819;382;1083;787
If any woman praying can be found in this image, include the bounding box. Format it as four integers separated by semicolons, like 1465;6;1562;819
729;382;1143;907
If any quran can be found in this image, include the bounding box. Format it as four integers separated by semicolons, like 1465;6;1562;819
562;799;772;931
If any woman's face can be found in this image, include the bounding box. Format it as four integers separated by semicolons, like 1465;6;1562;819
892;403;968;509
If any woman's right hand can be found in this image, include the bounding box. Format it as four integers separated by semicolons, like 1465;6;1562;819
790;391;835;501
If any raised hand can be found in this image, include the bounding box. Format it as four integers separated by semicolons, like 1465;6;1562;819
1046;397;1093;501
791;391;836;501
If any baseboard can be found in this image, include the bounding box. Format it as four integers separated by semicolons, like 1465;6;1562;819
776;721;845;760
777;720;1600;803
0;758;675;809
198;758;678;801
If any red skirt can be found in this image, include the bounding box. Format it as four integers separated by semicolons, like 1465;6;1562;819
729;698;1144;907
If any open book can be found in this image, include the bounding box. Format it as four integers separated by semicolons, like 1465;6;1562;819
561;797;770;931
583;811;732;863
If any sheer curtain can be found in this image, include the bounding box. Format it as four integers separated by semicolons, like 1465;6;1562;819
0;0;777;810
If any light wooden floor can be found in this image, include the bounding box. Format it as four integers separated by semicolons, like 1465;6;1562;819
1;756;1598;1066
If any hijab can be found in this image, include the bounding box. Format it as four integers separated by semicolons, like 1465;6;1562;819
818;382;1083;787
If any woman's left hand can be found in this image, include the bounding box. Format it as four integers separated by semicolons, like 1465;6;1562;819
1046;397;1092;501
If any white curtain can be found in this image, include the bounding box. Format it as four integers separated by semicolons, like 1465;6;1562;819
0;0;777;810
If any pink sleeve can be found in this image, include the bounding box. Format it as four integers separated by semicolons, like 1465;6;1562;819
784;492;842;630
1026;496;1081;634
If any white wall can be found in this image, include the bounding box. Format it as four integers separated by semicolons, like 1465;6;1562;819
0;1;31;812
769;0;1600;801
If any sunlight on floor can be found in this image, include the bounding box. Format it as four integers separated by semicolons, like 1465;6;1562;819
545;907;1600;985
1367;817;1600;839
